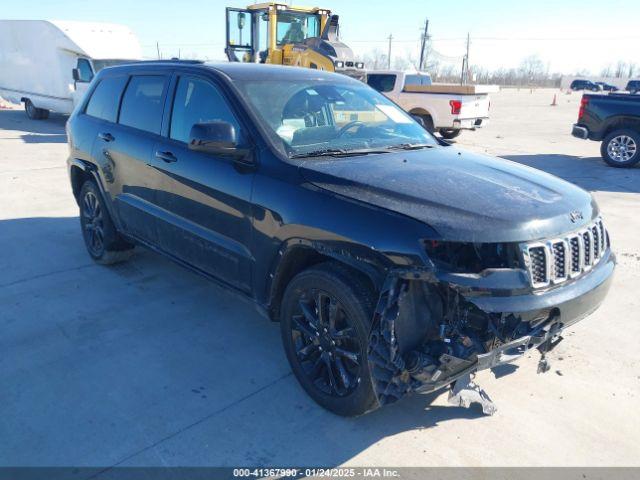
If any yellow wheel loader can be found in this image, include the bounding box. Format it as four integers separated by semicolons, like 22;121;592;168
225;3;365;79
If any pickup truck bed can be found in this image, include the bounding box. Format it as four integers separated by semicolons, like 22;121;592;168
402;84;500;95
365;70;496;139
572;92;640;167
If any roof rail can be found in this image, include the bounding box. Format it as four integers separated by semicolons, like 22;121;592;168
136;59;205;64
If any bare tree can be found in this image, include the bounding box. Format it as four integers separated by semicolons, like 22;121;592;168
629;63;637;78
518;55;546;84
600;64;613;77
615;60;627;78
363;48;387;70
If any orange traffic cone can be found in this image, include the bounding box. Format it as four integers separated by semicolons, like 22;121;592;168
551;94;558;106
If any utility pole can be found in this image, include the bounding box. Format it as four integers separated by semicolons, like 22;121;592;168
464;33;470;84
387;34;393;70
156;41;161;59
419;19;429;71
461;33;470;84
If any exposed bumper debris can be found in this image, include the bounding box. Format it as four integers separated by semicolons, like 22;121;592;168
448;373;497;416
367;271;567;411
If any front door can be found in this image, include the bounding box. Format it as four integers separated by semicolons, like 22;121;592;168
72;58;94;108
152;74;255;292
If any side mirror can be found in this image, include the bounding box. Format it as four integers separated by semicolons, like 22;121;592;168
188;121;239;156
72;68;80;82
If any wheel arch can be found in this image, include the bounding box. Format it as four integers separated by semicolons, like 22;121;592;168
408;107;433;121
68;158;123;230
265;239;387;321
601;116;640;138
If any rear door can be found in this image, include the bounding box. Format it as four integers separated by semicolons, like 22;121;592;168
94;73;170;245
151;73;255;292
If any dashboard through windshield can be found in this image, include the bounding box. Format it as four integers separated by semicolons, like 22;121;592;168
233;78;438;158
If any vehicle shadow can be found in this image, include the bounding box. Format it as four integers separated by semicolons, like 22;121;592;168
0;109;67;143
1;215;489;468
502;153;640;194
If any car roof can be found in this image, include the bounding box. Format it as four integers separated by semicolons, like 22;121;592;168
102;60;361;84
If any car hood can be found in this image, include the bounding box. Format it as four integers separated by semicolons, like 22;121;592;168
298;147;598;243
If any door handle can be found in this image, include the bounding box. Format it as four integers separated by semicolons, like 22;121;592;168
98;132;115;142
155;150;177;163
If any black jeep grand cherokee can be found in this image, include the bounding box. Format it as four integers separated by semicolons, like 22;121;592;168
66;61;615;416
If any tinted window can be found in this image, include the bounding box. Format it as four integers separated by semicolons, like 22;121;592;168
85;76;128;122
77;58;94;82
366;74;396;93
170;76;240;144
119;76;167;134
404;74;432;87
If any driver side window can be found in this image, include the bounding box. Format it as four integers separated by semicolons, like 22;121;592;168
170;76;241;144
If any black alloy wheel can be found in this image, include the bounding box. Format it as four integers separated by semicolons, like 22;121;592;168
81;189;105;257
291;289;361;397
280;263;378;416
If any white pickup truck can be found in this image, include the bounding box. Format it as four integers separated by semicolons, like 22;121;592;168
365;70;497;139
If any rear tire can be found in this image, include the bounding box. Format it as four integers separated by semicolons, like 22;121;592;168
439;128;462;140
280;262;378;416
24;99;49;120
601;129;640;168
79;180;134;264
419;114;434;133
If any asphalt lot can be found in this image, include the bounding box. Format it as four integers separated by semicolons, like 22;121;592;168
1;88;639;469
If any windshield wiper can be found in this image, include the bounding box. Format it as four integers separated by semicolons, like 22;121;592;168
290;148;393;159
385;143;435;151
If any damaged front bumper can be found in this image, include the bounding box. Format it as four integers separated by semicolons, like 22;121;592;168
367;249;615;409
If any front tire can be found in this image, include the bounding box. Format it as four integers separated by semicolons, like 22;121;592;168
601;129;640;168
280;263;378;416
439;128;462;140
79;180;134;264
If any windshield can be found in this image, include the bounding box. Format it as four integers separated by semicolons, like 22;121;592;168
92;59;138;72
234;79;438;157
276;12;320;45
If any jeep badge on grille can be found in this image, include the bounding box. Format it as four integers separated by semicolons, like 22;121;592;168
569;210;584;223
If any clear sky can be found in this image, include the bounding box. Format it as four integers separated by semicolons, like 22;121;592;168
3;0;639;74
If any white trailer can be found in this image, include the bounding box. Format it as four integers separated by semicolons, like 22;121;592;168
365;70;498;139
0;20;142;119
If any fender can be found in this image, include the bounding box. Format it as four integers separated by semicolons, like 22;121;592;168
67;158;124;232
264;237;393;319
600;114;640;138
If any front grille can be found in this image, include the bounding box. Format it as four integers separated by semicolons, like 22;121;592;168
523;217;609;288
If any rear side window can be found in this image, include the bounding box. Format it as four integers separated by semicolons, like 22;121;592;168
169;76;240;144
404;74;432;87
85;76;128;122
366;74;396;93
119;75;167;134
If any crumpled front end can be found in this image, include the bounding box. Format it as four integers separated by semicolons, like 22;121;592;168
367;242;615;411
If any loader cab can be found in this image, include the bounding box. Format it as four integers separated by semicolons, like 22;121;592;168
225;3;365;78
226;4;330;65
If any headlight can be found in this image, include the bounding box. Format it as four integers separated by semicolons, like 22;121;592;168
334;61;344;69
356;62;364;69
424;240;522;273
